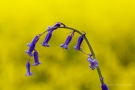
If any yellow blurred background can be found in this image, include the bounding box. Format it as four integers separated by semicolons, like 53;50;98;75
0;0;135;90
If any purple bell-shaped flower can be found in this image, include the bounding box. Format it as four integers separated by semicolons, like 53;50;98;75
74;33;85;50
60;31;74;50
27;35;39;47
88;57;98;70
26;35;40;56
25;61;33;76
41;29;53;47
101;84;108;90
33;50;41;66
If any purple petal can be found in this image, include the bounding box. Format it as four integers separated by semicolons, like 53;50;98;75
41;30;53;47
27;35;39;47
88;57;93;63
26;35;39;56
26;43;35;56
53;22;61;28
88;58;98;70
102;84;108;90
74;35;84;50
33;50;41;66
60;44;68;50
60;35;73;50
25;61;33;76
64;35;72;45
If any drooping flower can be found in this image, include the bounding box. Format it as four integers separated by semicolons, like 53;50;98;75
27;35;40;47
60;31;74;50
74;33;85;50
53;22;61;28
47;22;61;31
33;50;41;66
25;61;33;76
41;23;64;47
101;84;108;90
26;35;40;56
26;43;35;56
88;57;98;70
41;29;53;47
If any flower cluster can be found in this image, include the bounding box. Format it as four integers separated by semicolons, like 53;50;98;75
25;23;93;76
25;23;62;76
25;22;108;90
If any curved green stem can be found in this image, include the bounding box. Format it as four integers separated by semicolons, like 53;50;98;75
39;30;48;36
58;26;104;84
40;26;104;84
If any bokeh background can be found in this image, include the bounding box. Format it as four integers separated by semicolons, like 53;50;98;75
0;0;135;90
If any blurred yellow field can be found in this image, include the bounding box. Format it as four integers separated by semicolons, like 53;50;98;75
0;0;135;90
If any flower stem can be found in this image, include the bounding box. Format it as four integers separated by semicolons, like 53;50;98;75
39;30;48;37
58;26;104;84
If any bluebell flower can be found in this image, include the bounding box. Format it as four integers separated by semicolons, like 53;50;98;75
26;43;35;56
47;22;62;31
27;35;39;47
25;61;33;76
53;22;66;29
88;57;98;70
33;50;41;66
26;35;40;56
101;84;108;90
53;22;61;28
60;31;74;50
74;34;85;50
41;29;53;47
41;22;64;47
